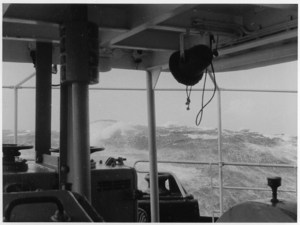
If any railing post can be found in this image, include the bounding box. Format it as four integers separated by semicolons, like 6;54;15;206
14;88;18;144
210;163;215;222
72;83;91;201
13;72;36;144
208;70;224;216
295;167;297;199
146;70;160;222
217;85;224;215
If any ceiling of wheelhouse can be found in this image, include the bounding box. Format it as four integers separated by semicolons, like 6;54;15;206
2;4;298;72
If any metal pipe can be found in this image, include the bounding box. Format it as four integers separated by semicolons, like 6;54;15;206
219;88;297;93
59;83;69;189
217;85;224;215
223;162;297;168
4;86;297;94
133;160;296;171
72;83;91;201
67;85;74;186
35;42;52;160
146;71;160;222
14;88;18;144
213;186;296;193
13;72;36;144
214;42;297;72
133;160;218;169
210;163;215;222
295;167;297;199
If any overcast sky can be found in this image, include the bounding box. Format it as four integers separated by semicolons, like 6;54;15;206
2;61;298;136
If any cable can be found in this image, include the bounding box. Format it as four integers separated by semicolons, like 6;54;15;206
195;63;217;126
195;69;208;125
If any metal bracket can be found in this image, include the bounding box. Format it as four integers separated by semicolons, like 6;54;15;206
148;67;161;90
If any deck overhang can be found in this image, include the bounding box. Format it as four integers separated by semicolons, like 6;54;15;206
3;4;298;72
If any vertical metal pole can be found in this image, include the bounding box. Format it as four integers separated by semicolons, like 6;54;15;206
295;167;297;199
13;72;36;144
35;42;52;162
59;82;69;189
14;88;18;144
217;89;224;215
210;163;214;222
67;86;74;184
72;82;91;201
146;71;160;222
59;5;98;200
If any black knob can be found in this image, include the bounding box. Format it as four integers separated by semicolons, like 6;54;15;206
267;177;281;203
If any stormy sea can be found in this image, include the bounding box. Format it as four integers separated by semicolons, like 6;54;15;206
3;120;297;216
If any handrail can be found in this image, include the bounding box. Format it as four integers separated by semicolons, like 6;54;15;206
2;85;298;93
3;77;297;218
213;186;296;193
223;162;296;168
133;159;297;170
134;159;297;218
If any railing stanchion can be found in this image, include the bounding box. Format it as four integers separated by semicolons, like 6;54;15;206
14;87;18;144
146;70;160;222
295;167;297;199
210;163;214;222
13;72;36;144
215;78;224;215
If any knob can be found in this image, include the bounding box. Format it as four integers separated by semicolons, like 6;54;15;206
267;177;281;203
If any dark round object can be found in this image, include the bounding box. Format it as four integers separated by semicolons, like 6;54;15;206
169;44;213;86
217;175;296;222
217;199;297;222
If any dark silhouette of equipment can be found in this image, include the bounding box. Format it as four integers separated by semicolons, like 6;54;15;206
2;144;33;172
217;176;297;222
169;44;213;86
268;176;281;203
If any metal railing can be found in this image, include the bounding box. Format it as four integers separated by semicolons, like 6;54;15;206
3;85;297;94
133;159;297;221
2;73;297;219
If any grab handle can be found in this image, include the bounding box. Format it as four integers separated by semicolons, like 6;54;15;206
3;196;70;222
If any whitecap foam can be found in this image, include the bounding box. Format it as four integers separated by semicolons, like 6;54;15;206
263;133;296;142
90;120;136;146
160;121;185;128
186;134;218;140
